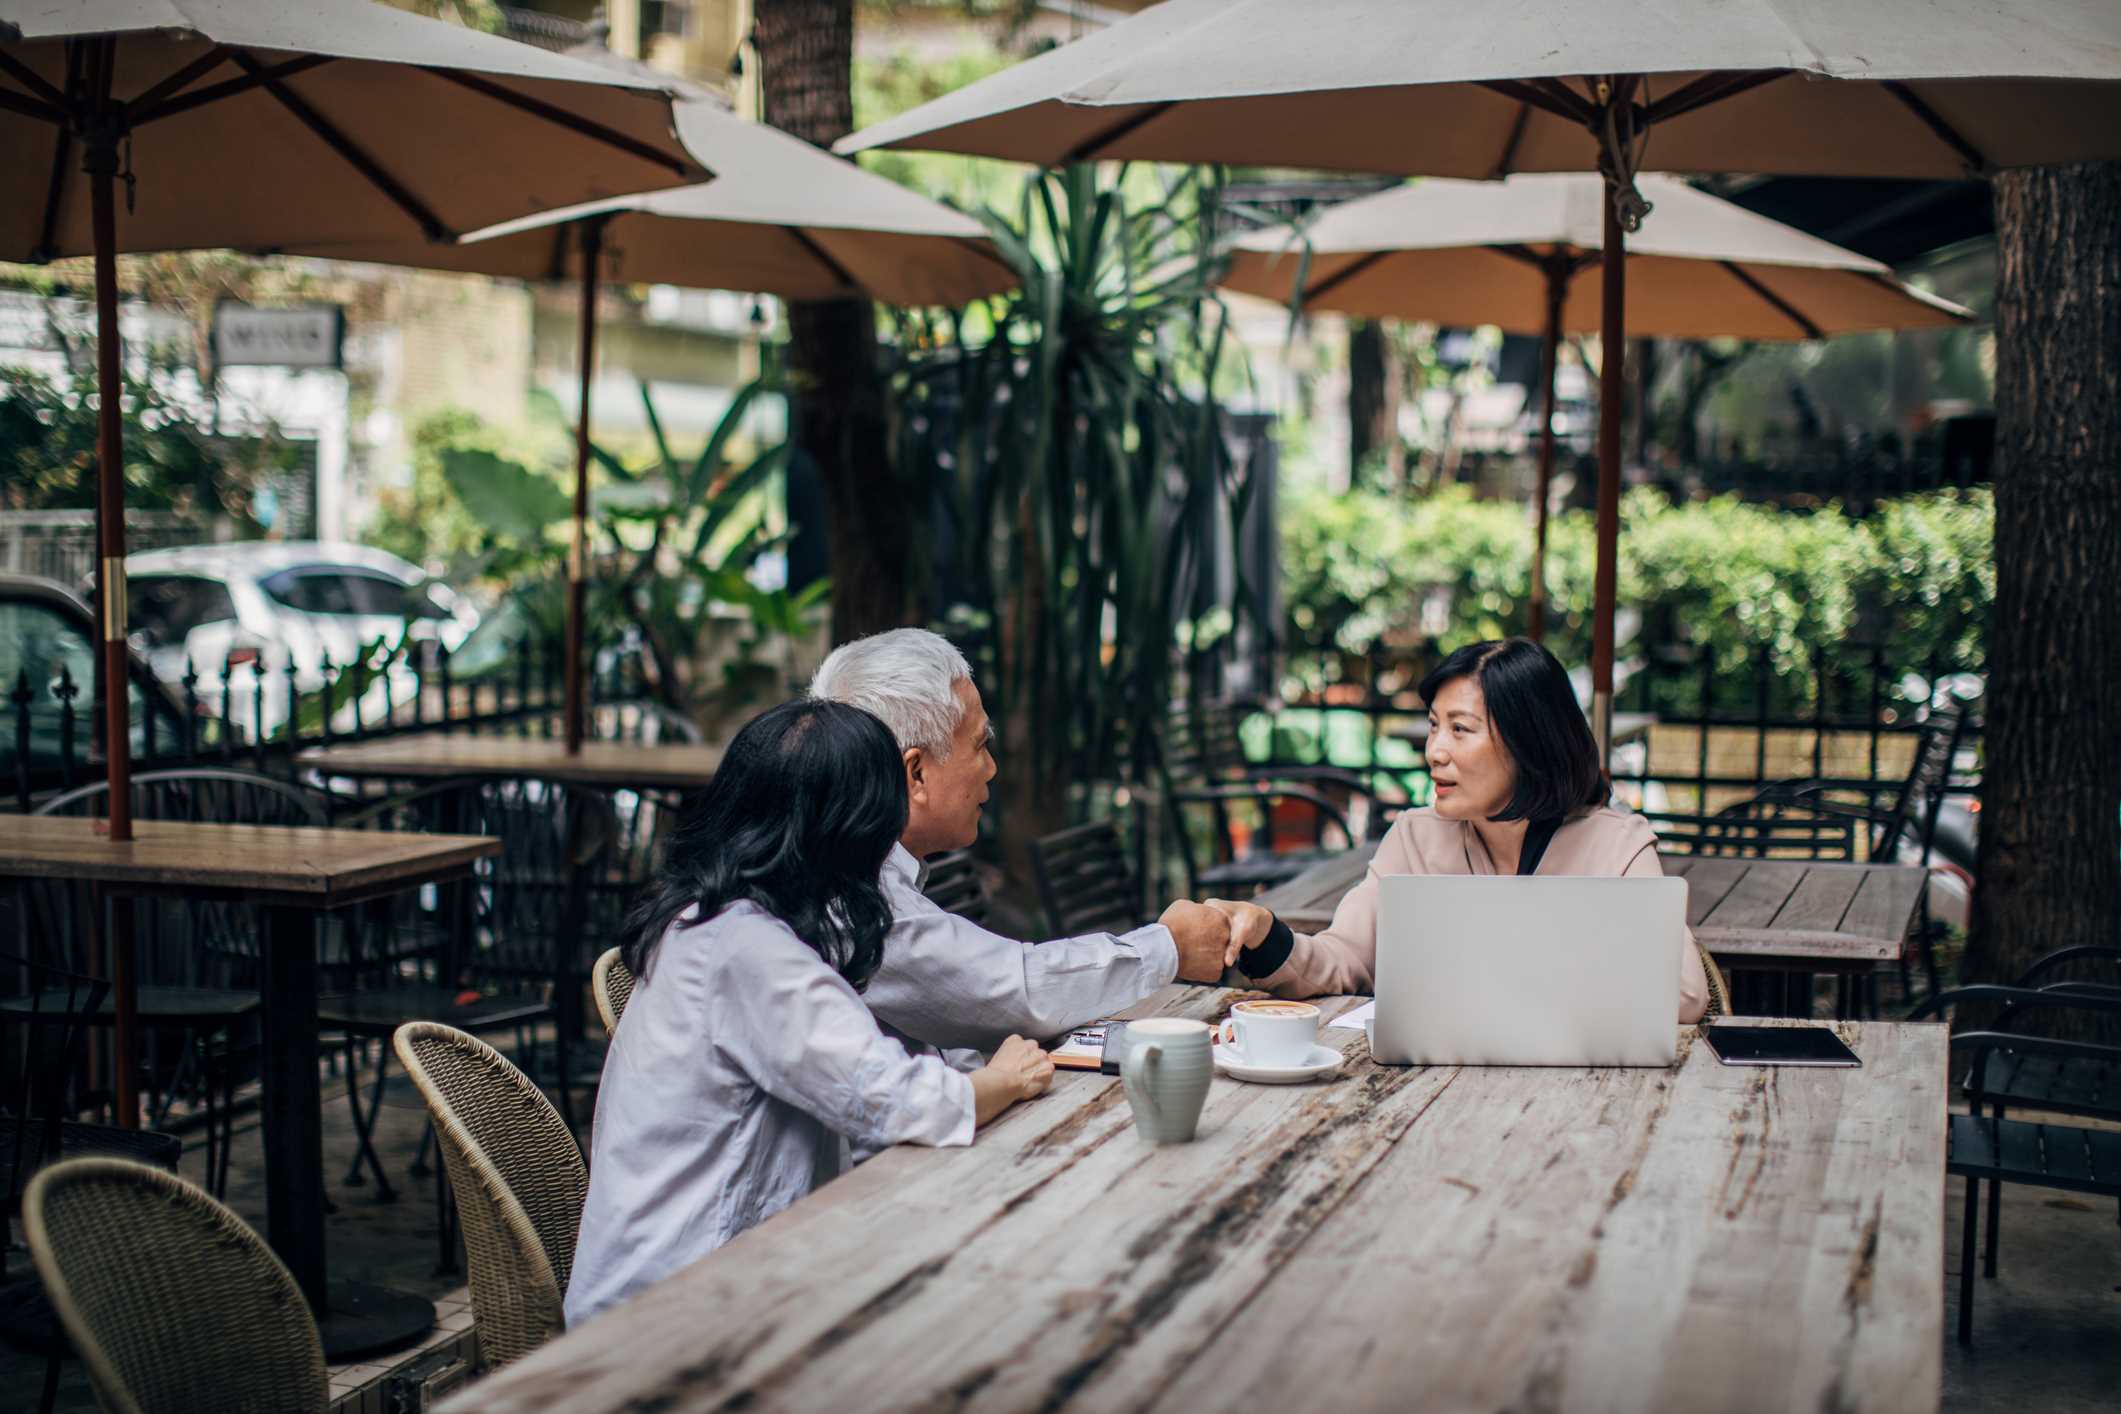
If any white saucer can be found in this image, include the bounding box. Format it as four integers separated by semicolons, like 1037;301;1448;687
1212;1042;1343;1084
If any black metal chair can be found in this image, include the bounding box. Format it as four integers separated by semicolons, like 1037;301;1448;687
1168;781;1357;898
1908;975;2121;1345
588;699;705;745
0;951;182;1412
1031;820;1146;938
919;850;992;926
12;768;327;1192
321;776;622;1205
1156;699;1399;896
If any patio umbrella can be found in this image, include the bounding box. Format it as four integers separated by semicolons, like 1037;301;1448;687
839;0;2121;752
0;0;707;836
1219;172;1972;637
287;97;1017;752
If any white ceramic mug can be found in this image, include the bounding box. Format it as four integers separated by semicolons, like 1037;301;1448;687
1120;1017;1213;1143
1228;999;1321;1067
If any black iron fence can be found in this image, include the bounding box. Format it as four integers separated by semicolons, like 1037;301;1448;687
6;637;660;812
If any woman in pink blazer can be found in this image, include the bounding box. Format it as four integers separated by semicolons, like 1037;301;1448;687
1217;638;1713;1022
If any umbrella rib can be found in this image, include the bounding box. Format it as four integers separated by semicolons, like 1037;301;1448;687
124;45;236;118
1476;79;1590;127
1719;260;1821;340
789;228;861;294
34;124;72;262
1881;82;1989;175
132;54;336;125
427;69;694;178
0;76;60;122
1061;102;1177;164
1643;70;1787;125
0;46;66;110
1492;101;1533;179
32;42;88;262
232;52;451;242
1302;249;1392;303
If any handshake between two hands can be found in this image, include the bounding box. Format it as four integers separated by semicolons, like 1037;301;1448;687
1156;897;1275;984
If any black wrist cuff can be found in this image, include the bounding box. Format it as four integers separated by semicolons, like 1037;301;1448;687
1238;915;1296;980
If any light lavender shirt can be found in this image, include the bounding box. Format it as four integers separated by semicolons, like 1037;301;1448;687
864;844;1180;1051
565;900;974;1328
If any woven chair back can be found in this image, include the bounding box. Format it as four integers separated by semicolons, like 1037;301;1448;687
591;947;635;1036
24;1158;327;1414
394;1021;587;1370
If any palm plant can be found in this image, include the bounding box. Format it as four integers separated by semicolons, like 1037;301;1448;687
892;164;1255;865
443;373;821;721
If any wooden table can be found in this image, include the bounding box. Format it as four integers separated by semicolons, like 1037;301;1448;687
0;816;498;1359
1253;846;1925;1009
297;734;723;790
446;987;1946;1413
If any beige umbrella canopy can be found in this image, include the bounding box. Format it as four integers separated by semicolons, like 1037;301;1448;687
297;98;1016;307
840;0;2121;752
1223;172;1972;636
289;97;1017;751
840;0;2121;177
1224;174;1970;342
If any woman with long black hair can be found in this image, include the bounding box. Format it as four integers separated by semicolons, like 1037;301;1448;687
566;699;1052;1327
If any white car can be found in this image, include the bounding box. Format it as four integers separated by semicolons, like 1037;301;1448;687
114;542;479;737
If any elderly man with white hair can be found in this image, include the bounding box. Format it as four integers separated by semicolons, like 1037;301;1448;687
811;628;1231;1050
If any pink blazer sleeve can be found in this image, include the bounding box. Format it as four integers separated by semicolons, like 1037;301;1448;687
1253;823;1420;999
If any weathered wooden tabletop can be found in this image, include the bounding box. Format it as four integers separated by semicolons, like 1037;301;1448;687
0;814;498;906
447;987;1945;1414
1253;846;1926;968
296;734;722;790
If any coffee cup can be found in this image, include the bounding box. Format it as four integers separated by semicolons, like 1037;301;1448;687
1120;1017;1213;1144
1227;999;1320;1067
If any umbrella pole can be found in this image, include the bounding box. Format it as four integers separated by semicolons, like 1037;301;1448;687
564;220;603;756
1591;190;1626;762
1528;261;1563;643
86;42;142;1130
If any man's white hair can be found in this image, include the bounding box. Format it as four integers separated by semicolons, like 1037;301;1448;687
809;628;973;758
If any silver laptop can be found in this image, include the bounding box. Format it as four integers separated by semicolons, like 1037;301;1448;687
1369;875;1687;1067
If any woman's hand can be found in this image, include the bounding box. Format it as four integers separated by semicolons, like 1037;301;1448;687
970;1034;1055;1126
1204;898;1275;968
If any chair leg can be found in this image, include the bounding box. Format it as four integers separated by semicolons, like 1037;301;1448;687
1983;1105;2004;1278
39;1341;63;1414
341;1037;397;1201
1958;1170;1978;1346
409;1123;435;1178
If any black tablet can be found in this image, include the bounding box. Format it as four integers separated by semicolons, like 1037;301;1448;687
1702;1024;1861;1067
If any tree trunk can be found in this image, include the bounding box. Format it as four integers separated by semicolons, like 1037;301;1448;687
753;0;913;642
1346;319;1400;490
1963;162;2121;1042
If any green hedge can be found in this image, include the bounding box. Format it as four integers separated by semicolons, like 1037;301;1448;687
1280;484;1992;708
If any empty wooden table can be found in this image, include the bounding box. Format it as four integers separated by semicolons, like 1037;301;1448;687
297;734;723;791
1252;845;1926;1013
445;987;1947;1413
0;816;498;1358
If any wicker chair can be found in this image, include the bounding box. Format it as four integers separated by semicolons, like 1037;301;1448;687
1698;944;1731;1020
24;1157;328;1414
591;947;635;1036
394;1021;588;1371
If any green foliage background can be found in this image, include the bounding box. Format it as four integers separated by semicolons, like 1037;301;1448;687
1280;483;1993;709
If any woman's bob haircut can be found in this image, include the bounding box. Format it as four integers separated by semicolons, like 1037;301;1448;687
1418;637;1608;823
